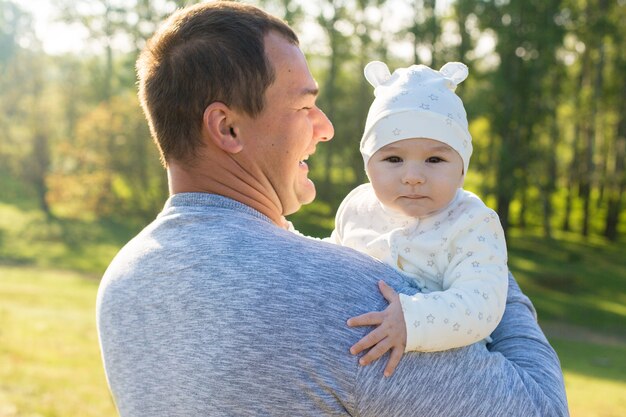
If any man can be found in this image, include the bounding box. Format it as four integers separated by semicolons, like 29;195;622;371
96;2;569;416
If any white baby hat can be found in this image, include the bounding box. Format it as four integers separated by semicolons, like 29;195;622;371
360;61;473;175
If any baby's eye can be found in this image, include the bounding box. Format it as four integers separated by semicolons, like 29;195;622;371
426;156;444;163
384;156;403;163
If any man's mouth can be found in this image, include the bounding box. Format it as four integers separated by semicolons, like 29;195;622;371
299;154;310;167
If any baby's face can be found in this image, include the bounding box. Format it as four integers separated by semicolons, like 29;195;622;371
367;138;464;218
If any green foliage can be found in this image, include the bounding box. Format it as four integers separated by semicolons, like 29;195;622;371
1;0;625;241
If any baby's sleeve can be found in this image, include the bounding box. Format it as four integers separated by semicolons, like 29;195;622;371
399;207;508;352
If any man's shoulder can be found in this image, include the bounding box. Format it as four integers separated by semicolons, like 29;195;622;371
104;205;406;287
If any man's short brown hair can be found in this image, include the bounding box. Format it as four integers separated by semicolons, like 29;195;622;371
137;1;298;165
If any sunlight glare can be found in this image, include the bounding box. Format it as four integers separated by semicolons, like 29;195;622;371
21;0;90;55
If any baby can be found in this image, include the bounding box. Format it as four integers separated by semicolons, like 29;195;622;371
330;61;509;375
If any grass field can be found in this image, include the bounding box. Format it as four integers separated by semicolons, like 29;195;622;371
0;266;117;416
1;264;625;416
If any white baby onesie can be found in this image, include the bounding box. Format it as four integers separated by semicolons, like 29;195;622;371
330;183;508;352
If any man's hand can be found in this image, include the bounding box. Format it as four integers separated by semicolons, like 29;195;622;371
347;280;407;377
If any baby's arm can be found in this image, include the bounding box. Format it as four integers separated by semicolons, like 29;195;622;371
348;208;508;375
400;208;508;351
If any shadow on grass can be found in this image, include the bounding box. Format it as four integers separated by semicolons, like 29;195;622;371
551;338;626;384
0;211;147;275
507;231;626;335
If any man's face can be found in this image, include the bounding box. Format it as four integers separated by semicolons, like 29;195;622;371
237;32;334;216
367;138;464;218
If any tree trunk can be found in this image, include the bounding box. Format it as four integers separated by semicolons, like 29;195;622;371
542;81;559;239
31;133;53;219
604;82;626;241
562;63;586;232
320;10;341;196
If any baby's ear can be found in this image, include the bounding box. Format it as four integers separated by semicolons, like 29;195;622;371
458;169;466;188
364;61;392;88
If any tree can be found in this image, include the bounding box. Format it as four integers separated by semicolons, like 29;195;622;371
464;0;565;234
0;0;54;215
602;0;626;241
315;0;352;201
405;0;440;66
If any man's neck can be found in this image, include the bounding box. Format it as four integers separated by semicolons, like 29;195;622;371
167;156;284;226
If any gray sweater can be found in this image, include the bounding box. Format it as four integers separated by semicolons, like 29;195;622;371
96;193;569;416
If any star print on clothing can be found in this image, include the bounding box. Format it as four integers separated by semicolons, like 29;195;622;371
427;314;435;324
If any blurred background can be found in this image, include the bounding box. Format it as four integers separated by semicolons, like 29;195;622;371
0;0;624;416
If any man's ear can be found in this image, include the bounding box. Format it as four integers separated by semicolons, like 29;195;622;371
203;102;243;154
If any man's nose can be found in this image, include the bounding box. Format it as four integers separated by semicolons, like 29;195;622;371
313;106;334;142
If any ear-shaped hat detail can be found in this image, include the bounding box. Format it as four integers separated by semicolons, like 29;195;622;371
439;62;468;91
364;61;392;89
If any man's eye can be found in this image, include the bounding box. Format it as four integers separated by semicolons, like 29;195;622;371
384;156;402;163
426;156;444;163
